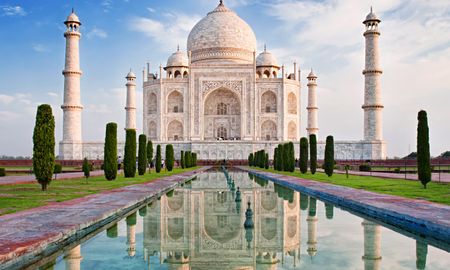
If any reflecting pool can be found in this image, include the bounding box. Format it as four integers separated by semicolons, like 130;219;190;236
37;169;449;270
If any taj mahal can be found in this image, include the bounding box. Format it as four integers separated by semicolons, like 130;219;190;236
59;1;386;161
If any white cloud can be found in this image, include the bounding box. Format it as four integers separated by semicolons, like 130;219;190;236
0;5;26;16
129;12;202;52
102;0;113;12
87;27;108;39
0;94;14;105
32;43;49;53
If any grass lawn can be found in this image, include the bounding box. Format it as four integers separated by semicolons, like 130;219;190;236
0;167;198;216
250;167;450;205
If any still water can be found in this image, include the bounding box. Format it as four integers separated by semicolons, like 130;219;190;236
39;169;449;270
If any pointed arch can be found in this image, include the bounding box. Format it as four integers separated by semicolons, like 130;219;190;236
288;93;297;114
167;90;183;113
148;93;157;114
288;121;297;140
148;121;157;140
261;120;277;141
167;120;183;141
261;90;277;113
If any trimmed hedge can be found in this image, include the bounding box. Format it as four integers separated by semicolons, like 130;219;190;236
299;137;308;174
138;134;147;175
165;144;174;171
155;145;162;173
124;129;137;178
33;104;55;191
104;123;118;181
324;135;334;177
417;110;431;188
309;134;317;175
359;163;371;172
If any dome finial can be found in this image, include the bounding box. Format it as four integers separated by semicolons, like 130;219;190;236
177;44;180;51
72;7;74;13
264;44;267;52
219;0;224;5
370;6;373;13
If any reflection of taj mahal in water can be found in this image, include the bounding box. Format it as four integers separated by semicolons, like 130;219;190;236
57;171;433;270
59;1;387;160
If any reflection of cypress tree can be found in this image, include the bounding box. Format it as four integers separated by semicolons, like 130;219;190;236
416;240;428;270
300;193;309;210
325;203;334;219
138;206;147;217
309;197;317;217
106;223;118;238
245;227;253;249
126;212;137;226
248;173;254;180
255;176;268;187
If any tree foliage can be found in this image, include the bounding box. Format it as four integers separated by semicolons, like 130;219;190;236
324;135;334;177
299;137;308;174
180;150;185;169
104;122;118;181
33;104;55;191
124;129;137;178
165;144;174;171
417;110;431;188
138;134;147;175
248;153;254;166
82;157;90;180
155;145;162;173
146;140;153;168
309;134;317;174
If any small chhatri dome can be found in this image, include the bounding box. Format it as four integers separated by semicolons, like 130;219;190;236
256;45;279;67
65;9;81;24
308;69;317;78
187;0;257;63
166;48;189;68
126;70;136;79
363;6;380;24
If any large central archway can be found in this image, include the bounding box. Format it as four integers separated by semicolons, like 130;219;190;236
203;88;241;140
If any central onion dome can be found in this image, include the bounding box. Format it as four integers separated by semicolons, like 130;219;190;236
187;1;257;64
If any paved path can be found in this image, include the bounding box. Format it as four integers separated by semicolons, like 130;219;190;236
240;167;450;246
0;167;210;270
0;171;106;186
330;169;450;183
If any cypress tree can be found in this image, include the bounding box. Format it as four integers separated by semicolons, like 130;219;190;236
324;135;335;177
300;137;308;174
124;129;137;178
82;158;90;180
193;153;197;166
277;144;283;171
155;145;162;173
104;123;118;180
146;140;153;169
288;142;295;172
184;151;190;168
417;110;431;188
165;144;174;171
33;104;55;191
138;134;147;175
180;150;185;169
310;134;317;175
248;153;254;166
265;153;269;169
273;147;278;170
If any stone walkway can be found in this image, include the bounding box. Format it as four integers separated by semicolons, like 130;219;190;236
330;169;450;183
240;167;450;245
0;167;210;270
0;171;106;186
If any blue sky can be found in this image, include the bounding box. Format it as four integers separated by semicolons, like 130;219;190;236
0;0;449;157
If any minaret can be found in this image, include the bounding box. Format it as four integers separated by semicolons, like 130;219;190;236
362;220;382;270
362;7;383;141
126;213;137;257
64;245;83;270
306;197;318;258
125;70;137;130
306;69;318;137
60;10;83;160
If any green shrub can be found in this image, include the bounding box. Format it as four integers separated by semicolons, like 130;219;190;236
124;129;137;178
324;135;334;177
0;168;5;177
138;134;147;175
33;104;55;191
287;142;295;172
82;158;90;180
265;153;269;169
273;147;278;170
309;134;317;174
394;167;401;173
180;150;185;169
165;144;174;171
104;123;118;181
276;144;283;171
299;137;308;174
193;152;197;166
417;110;431;188
146;140;153;168
155;145;162;173
53;163;62;179
248;153;254;166
184;151;190;168
359;163;371;172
